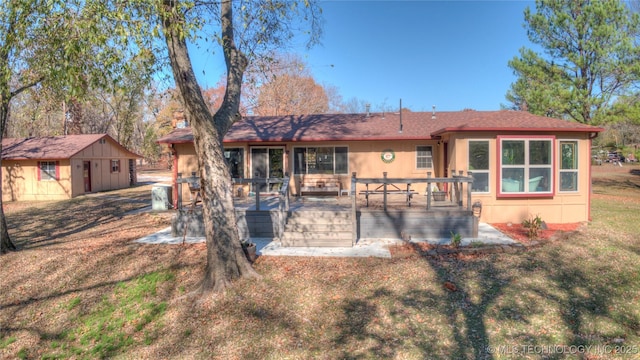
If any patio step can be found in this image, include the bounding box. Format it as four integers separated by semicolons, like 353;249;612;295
281;231;353;247
285;216;352;226
281;210;353;247
285;223;351;232
287;210;351;220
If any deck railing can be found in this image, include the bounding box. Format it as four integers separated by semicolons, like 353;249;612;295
231;174;289;211
232;174;290;240
277;176;290;240
350;172;473;211
350;171;474;245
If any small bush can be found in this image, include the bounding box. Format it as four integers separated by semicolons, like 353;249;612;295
450;231;462;247
522;214;543;240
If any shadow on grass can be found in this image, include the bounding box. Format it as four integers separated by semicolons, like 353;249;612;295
420;251;512;359
330;235;639;359
3;174;638;358
324;249;512;359
335;286;471;359
592;177;640;193
6;187;151;251
525;242;640;348
593;167;640;193
0;241;194;359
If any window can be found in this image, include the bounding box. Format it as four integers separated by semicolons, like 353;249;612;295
38;161;58;181
224;148;245;178
499;136;553;195
559;141;578;192
469;140;489;192
293;146;348;175
416;146;433;169
111;160;121;173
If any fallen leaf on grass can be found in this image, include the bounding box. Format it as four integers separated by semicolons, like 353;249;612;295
444;282;457;292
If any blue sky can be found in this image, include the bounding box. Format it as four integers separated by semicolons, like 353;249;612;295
191;0;537;112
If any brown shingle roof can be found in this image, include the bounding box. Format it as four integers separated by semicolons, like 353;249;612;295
156;110;604;144
2;134;141;160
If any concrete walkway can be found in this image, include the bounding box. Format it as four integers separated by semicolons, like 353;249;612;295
134;222;516;258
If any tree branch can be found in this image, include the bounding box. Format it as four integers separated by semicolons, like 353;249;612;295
10;77;44;99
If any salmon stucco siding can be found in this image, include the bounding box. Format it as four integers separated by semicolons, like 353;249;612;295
444;131;594;224
158;110;603;225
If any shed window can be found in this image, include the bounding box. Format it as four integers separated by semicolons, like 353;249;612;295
111;160;121;173
38;161;59;181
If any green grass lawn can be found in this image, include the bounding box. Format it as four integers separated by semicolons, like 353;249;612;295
1;168;639;359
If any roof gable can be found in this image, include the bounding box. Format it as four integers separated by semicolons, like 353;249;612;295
2;134;141;160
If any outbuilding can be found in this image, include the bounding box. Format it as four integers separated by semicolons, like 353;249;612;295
2;134;141;201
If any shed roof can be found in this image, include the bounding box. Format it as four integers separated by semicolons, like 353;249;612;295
157;110;604;144
2;134;141;160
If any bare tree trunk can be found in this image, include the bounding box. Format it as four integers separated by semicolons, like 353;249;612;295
0;202;15;254
161;0;259;294
1;98;17;254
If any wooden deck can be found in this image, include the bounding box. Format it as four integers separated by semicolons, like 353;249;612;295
172;189;477;247
172;173;477;246
240;194;476;245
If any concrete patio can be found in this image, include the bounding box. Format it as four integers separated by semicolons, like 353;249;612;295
134;222;516;258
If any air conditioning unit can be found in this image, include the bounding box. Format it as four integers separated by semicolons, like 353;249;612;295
151;185;173;210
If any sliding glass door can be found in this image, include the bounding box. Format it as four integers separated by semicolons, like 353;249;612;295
251;147;284;192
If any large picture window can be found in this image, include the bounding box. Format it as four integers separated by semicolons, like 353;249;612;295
416;146;433;169
224;148;245;178
38;161;59;181
559;141;578;192
499;136;554;195
294;146;348;175
468;140;489;192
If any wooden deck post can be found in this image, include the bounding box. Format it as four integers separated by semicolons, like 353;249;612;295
383;172;388;211
351;172;357;246
426;171;432;210
255;179;260;210
467;172;472;211
177;173;183;209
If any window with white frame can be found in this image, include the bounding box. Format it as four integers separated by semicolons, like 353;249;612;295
468;140;489;192
416;146;433;169
38;161;58;181
499;136;553;195
559;140;578;192
293;146;348;175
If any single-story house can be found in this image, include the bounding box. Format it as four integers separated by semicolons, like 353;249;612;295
2;134;141;201
157;110;603;225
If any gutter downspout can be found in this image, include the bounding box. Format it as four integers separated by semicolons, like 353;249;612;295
588;132;598;222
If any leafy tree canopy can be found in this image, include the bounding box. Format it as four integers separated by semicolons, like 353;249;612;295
505;0;640;125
